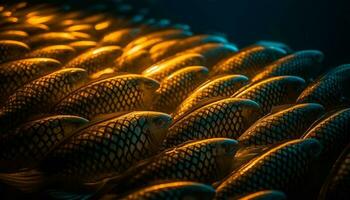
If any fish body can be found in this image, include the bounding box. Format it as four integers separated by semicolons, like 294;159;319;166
0;58;61;103
153;66;209;113
100;28;140;46
233;76;306;114
114;50;152;73
68;40;96;53
119;181;215;200
215;139;322;199
173;75;249;120
302;108;350;156
23;45;76;63
0;30;28;41
0;68;88;130
42;111;172;181
26;32;77;48
251;50;324;83
0;40;30;63
142;53;205;81
238;103;325;146
211;45;287;77
54;75;159;120
163;98;261;148
0;115;88;170
64;46;122;74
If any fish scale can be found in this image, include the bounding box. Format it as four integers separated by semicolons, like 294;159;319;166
119;181;215;200
43;112;171;181
124;138;238;189
23;45;76;63
233;76;306;114
0;115;88;170
173;75;249;120
0;58;61;103
211;45;286;77
238;103;325;146
0;68;88;130
0;40;30;63
215;139;322;199
153;66;209;113
302;108;350;156
163;98;261;148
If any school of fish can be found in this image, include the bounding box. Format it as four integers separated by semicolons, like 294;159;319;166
0;1;349;200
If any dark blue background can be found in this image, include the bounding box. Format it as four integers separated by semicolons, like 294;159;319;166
144;0;349;67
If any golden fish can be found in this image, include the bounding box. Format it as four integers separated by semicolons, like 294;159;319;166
23;45;76;63
0;40;30;63
0;30;28;41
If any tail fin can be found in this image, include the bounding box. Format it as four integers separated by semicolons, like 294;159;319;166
0;169;44;193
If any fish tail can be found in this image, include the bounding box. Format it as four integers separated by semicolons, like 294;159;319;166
0;169;44;193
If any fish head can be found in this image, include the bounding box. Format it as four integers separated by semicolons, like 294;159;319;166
60;115;89;137
282;76;307;100
65;68;89;88
138;76;160;108
144;111;173;149
211;138;239;178
238;98;263;129
300;138;323;158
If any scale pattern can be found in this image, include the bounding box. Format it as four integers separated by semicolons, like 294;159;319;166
143;53;205;81
0;68;88;130
44;112;171;180
239;103;325;146
54;75;159;120
173;75;248;120
154;66;208;113
128;138;238;187
0;115;88;164
23;45;76;63
64;46;122;74
121;182;215;200
211;46;286;77
302;108;350;155
0;58;60;103
215;139;321;199
0;40;29;63
252;50;324;83
163;98;261;148
233;76;306;114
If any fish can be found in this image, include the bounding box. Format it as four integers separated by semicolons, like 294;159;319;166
69;31;93;40
115;181;216;200
163;98;261;148
114;50;152;73
210;45;287;77
172;75;249;120
0;40;30;63
63;46;122;75
232;76;306;114
301;108;350;156
22;45;76;63
150;34;228;62
25;32;77;48
100;28;140;46
142;53;205;81
42;111;172;182
215;139;322;199
236;190;287;200
125;29;192;50
319;144;350;200
296;64;350;109
0;23;49;34
251;50;324;83
238;103;325;146
153;66;209;113
180;43;238;67
68;40;97;53
149;39;181;61
121;138;238;189
64;24;95;35
0;30;28;41
54;75;160;120
0;115;89;171
255;40;293;53
0;58;61;104
0;68;88;131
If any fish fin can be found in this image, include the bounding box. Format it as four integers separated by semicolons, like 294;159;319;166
232;144;274;170
0;168;44;193
171;97;226;125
